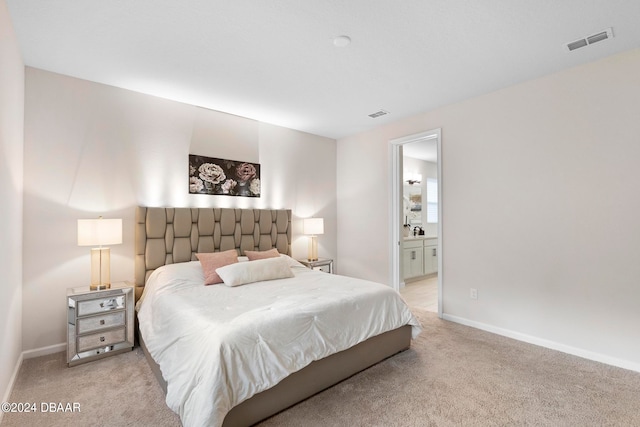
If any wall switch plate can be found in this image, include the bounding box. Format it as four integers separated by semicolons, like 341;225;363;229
470;288;478;299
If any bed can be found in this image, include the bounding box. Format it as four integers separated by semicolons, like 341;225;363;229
134;206;420;427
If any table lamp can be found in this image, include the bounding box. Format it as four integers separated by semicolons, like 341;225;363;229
303;218;324;261
77;217;122;290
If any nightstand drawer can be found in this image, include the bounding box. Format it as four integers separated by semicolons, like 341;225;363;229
77;327;126;352
77;311;125;334
77;295;126;316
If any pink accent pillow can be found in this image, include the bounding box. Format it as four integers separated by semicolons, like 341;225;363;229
245;248;280;261
196;250;239;285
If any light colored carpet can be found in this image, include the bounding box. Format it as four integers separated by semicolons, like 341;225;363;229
3;309;639;426
1;346;181;427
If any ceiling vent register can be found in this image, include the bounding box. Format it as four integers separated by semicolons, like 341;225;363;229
567;27;614;51
368;110;390;119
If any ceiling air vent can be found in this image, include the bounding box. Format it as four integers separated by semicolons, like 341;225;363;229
368;109;389;118
566;27;614;52
567;39;588;51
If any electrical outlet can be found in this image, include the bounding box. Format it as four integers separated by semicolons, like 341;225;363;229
470;288;478;300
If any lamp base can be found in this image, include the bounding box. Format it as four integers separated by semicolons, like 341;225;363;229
89;247;111;291
307;235;319;262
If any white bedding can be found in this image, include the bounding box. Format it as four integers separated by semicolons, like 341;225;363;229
136;258;421;427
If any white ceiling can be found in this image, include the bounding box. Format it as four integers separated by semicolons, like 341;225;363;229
6;1;640;140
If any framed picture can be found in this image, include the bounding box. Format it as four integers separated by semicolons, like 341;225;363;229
189;154;261;197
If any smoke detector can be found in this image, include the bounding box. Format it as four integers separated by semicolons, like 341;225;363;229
333;35;351;47
566;27;614;52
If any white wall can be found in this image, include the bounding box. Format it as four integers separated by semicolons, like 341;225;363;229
337;48;640;369
22;68;336;352
0;0;24;404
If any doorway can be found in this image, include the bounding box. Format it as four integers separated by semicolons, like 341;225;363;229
390;129;442;318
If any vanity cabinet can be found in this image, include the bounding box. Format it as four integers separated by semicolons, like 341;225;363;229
424;239;438;275
403;237;438;280
403;240;424;279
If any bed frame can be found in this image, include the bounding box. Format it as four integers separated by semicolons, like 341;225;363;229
135;206;411;426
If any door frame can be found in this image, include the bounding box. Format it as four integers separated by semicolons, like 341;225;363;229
389;129;443;318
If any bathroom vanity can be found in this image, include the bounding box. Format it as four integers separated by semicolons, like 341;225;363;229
403;236;438;280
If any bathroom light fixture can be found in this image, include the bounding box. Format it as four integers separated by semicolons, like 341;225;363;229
77;217;122;290
405;172;422;185
303;218;324;261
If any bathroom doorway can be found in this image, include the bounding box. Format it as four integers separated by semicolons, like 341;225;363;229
390;129;442;317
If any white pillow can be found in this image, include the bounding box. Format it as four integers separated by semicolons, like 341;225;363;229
216;256;294;287
279;254;306;268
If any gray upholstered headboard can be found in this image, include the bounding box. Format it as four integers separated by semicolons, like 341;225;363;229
135;207;292;300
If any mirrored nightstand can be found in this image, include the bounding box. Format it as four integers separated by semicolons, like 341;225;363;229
298;258;334;274
67;281;134;366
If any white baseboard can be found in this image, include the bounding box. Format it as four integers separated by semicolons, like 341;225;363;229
442;313;640;374
22;342;65;359
0;343;65;423
0;352;24;424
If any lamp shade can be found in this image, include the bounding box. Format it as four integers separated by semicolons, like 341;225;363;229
78;218;123;246
303;218;324;235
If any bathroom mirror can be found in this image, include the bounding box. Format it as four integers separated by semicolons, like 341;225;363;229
403;184;422;226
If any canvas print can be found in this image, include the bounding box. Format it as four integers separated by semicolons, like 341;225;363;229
189;154;261;197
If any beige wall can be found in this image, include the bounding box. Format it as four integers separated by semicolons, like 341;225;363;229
337;48;640;370
0;0;24;404
22;68;337;352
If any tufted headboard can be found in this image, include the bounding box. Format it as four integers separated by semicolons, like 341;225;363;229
134;206;292;300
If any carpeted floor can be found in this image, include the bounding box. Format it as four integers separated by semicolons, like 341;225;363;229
1;344;181;427
3;309;640;426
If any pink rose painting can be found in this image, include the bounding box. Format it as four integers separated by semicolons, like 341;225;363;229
188;154;261;197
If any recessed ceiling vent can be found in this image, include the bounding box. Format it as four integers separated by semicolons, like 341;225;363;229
567;27;614;51
368;109;389;118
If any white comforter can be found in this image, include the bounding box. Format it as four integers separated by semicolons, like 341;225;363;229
137;259;421;427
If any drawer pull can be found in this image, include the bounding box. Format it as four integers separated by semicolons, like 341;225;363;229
100;319;105;325
100;336;105;342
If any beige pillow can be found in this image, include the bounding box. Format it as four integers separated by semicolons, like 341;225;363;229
196;250;239;285
216;256;294;287
245;248;280;261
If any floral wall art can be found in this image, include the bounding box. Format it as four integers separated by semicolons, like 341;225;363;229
189;154;261;197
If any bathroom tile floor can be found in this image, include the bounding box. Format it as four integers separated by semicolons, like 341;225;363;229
400;275;438;313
